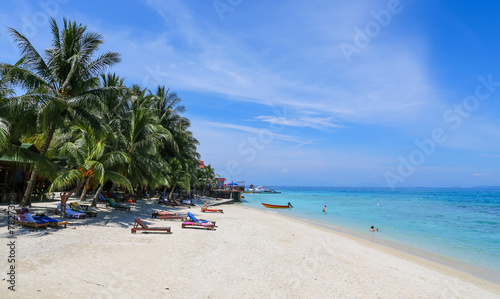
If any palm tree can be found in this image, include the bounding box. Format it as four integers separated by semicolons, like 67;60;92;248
49;121;132;207
99;73;128;133
0;74;13;150
197;164;217;195
0;70;56;183
118;87;170;191
165;157;191;200
1;18;121;206
148;86;201;196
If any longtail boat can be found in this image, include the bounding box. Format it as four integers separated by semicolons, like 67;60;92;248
261;202;293;209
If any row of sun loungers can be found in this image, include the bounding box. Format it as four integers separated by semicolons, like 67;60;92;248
14;195;220;234
132;211;217;234
15;199;120;230
55;199;130;219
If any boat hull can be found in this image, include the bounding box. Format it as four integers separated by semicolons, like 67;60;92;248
261;203;290;209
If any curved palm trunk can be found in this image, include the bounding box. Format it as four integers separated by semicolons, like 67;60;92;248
19;122;55;206
70;180;85;196
168;183;176;200
91;184;103;207
79;177;91;201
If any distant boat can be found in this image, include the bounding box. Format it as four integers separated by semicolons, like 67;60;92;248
261;202;293;208
246;186;281;193
245;186;263;193
263;189;281;194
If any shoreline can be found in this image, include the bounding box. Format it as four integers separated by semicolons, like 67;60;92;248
303;216;500;285
244;188;500;284
1;198;499;297
250;206;500;291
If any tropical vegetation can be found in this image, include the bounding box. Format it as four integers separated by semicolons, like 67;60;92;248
0;18;217;206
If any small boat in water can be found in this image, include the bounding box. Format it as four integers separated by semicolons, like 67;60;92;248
246;185;281;193
261;202;293;208
263;189;281;194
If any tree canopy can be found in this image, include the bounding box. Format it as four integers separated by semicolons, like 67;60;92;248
0;18;215;206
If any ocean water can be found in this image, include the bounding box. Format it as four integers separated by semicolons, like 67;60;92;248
242;187;500;281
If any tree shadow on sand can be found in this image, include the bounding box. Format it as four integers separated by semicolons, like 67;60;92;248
0;198;195;237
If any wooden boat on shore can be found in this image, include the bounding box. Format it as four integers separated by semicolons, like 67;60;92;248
261;202;293;209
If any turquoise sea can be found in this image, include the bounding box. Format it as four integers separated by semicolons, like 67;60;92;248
242;187;500;283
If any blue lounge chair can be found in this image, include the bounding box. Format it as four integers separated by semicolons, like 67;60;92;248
33;215;68;228
182;212;216;230
15;209;50;229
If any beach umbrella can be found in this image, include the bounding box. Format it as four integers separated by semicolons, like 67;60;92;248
225;182;238;186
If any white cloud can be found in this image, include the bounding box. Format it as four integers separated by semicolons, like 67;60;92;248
201;122;302;143
255;115;343;130
93;0;441;130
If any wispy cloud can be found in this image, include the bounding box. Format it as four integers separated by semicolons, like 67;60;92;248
472;173;486;177
99;0;441;130
201;122;302;143
255;115;343;130
291;139;318;148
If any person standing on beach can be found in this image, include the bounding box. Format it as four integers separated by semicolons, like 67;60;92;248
60;192;70;218
323;205;326;214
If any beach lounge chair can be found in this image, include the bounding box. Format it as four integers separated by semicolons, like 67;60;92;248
157;196;179;206
15;209;50;230
182;212;215;230
57;203;87;219
152;210;187;221
177;198;192;207
107;198;131;211
131;218;171;234
201;207;224;213
98;193;109;202
68;202;98;217
33;215;68;228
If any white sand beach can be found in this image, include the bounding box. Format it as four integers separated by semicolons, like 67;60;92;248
1;198;500;298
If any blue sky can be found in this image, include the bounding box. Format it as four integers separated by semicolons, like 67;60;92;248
2;0;500;188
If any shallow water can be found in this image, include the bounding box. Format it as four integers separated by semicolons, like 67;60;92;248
242;187;500;278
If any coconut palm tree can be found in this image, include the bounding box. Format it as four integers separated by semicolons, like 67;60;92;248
165;157;192;200
197;164;217;195
118;87;170;191
0;74;13;150
49;121;132;207
0;70;56;182
1;18;121;206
